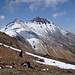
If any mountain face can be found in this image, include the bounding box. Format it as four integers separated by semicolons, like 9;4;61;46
0;32;32;52
1;17;75;62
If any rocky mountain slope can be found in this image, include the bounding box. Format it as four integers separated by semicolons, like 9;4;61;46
0;17;75;63
0;32;32;52
0;28;75;75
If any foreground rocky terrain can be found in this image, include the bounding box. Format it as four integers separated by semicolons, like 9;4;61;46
0;44;75;75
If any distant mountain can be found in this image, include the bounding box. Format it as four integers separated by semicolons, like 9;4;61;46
1;17;75;63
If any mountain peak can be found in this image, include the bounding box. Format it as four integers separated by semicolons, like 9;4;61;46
29;17;51;24
13;19;24;23
14;19;20;22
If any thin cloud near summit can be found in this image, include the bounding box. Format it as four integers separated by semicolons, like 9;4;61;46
52;11;66;18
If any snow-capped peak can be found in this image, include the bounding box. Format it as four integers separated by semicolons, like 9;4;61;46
29;17;51;24
0;17;75;64
13;19;20;23
13;19;24;23
0;17;69;38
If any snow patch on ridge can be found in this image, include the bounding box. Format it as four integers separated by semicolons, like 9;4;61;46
27;38;48;54
0;43;21;52
27;38;43;50
26;52;75;70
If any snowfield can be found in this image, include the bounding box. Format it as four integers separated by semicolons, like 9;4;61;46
26;52;75;70
0;43;21;52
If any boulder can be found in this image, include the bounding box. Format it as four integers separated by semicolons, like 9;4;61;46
22;61;37;68
30;61;38;69
0;66;3;69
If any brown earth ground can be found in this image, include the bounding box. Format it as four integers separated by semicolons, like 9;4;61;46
0;45;75;75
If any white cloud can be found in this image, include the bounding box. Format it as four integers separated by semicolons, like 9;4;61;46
0;15;5;20
44;0;69;9
4;0;69;12
52;11;66;18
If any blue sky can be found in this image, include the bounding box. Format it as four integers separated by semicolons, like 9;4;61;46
0;0;75;33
